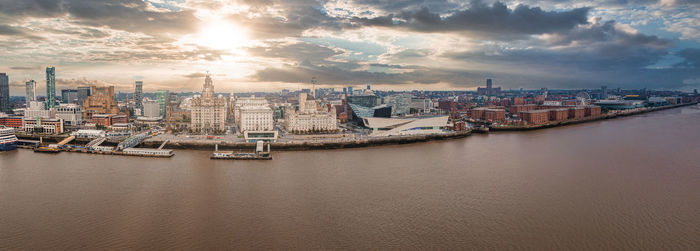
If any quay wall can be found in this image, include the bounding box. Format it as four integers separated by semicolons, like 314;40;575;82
491;102;697;132
140;130;473;151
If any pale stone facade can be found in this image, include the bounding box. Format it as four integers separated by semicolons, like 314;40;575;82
285;93;337;133
190;74;227;133
234;97;274;132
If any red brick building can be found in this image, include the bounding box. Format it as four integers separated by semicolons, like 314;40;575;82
0;116;23;128
91;114;113;126
471;107;506;122
568;107;585;119
549;108;568;121
509;104;537;116
521;110;549;125
585;106;602;117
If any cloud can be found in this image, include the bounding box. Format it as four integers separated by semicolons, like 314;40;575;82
183;72;208;78
348;1;590;39
9;66;42;70
0;0;201;35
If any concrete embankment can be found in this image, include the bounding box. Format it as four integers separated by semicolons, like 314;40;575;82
490;102;697;132
140;130;473;151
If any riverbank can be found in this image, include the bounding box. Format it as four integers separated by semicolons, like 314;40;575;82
15;102;696;152
140;130;473;151
490;102;698;131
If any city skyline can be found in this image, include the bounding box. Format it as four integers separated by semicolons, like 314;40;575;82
0;0;698;95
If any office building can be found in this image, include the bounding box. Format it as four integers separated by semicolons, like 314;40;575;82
235;99;274;132
25;80;36;103
190;74;227;133
156;90;168;117
143;99;160;118
55;104;82;126
384;93;412;116
284;92;337;133
0;73;9;113
61;89;78;104
46;67;56;108
134;81;143;110
24;101;54;119
82;85;120;120
77;86;91;105
347;95;378;108
601;86;608;99
23;118;64;134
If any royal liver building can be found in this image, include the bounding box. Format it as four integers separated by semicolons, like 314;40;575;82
190;74;227;133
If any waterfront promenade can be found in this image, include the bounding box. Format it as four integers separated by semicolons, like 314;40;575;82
15;102;698;152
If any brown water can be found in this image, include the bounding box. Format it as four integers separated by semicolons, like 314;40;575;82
2;106;700;250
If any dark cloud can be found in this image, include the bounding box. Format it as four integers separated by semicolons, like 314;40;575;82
229;1;339;39
0;24;44;40
549;19;670;48
674;48;700;69
247;42;342;65
0;0;200;35
349;1;590;39
10;66;42;70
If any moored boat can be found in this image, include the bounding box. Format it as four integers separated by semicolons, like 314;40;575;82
0;126;18;151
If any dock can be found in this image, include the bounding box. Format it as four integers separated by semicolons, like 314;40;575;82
210;141;272;160
30;131;174;157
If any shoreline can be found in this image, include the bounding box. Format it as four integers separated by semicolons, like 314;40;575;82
16;102;697;152
490;102;697;132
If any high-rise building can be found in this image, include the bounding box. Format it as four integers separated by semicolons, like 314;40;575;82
347;86;353;96
25;80;36;103
46;67;56;108
61;89;78;104
694;89;698;95
77;86;91;105
0;73;9;113
190;74;227;133
601;86;608;99
134;81;143;110
156;90;168;117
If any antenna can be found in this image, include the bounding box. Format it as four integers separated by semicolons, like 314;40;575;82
311;76;317;98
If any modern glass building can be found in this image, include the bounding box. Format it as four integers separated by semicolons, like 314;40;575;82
134;81;143;110
61;89;78;104
77;86;91;105
46;67;56;108
156;90;168;117
0;73;9;113
25;80;36;103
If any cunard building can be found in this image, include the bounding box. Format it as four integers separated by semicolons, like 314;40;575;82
285;92;337;133
190;74;227;133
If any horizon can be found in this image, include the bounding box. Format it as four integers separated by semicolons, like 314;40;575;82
1;0;698;95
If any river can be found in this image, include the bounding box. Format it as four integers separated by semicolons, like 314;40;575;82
1;105;699;249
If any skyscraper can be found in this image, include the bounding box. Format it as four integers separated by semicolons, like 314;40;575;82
134;80;143;110
0;73;10;113
25;80;36;103
46;66;56;108
77;86;91;105
601;85;608;100
156;90;168;117
486;79;492;89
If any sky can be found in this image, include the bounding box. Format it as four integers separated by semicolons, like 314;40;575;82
0;0;698;95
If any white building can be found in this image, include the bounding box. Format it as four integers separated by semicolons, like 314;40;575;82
24;101;55;119
55;103;82;126
190;74;227;133
362;116;448;137
234;97;274;133
143;99;160;118
285;93;337;133
384;93;412;116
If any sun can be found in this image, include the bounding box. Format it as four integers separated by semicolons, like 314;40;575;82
191;20;249;50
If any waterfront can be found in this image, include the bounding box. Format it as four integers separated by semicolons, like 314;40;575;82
1;106;700;249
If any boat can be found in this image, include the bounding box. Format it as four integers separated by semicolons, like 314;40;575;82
34;146;62;153
0;126;18;151
210;141;273;160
